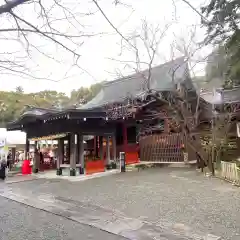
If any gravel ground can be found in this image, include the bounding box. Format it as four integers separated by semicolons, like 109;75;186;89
0;196;125;240
7;168;240;239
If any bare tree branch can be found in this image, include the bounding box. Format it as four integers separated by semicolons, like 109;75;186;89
0;0;30;15
0;28;103;38
0;0;105;80
92;0;137;51
179;0;208;23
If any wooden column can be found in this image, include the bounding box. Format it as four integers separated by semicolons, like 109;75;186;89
11;147;16;162
93;136;96;157
56;139;64;175
76;134;80;164
112;134;117;162
106;136;110;165
11;147;16;170
32;141;39;173
123;123;128;152
79;134;84;174
70;133;77;176
99;136;103;160
25;135;30;159
95;136;99;158
66;134;71;164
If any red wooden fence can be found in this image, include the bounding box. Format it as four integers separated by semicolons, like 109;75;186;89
139;133;184;162
86;160;105;175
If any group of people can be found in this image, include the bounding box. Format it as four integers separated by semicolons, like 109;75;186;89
0;150;21;180
0;147;57;180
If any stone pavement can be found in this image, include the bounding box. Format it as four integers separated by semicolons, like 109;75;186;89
0;196;125;240
1;168;240;239
5;174;38;184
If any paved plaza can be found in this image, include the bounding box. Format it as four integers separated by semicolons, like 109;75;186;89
1;168;240;239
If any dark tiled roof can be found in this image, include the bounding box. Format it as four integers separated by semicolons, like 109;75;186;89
198;87;240;105
20;106;60;117
221;88;240;103
80;57;188;109
7;106;105;130
192;76;240;105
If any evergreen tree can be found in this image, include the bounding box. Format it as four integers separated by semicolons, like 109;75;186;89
202;0;240;85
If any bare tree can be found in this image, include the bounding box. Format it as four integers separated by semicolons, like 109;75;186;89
102;19;173;121
93;0;212;169
0;0;103;81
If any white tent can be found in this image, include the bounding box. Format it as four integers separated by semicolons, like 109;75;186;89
0;128;26;147
0;128;93;149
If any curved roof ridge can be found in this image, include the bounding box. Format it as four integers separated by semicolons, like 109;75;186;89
80;56;187;110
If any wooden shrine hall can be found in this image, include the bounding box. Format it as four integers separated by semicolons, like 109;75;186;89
7;108;122;175
7;57;191;175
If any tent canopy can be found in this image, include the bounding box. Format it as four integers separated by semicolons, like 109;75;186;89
0;128;93;147
0;128;26;146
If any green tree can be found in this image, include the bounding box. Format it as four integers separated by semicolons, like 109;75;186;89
0;82;104;125
70;82;104;104
201;0;240;83
206;46;228;80
87;82;104;101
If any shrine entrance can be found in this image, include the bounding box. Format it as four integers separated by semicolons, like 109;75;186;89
28;134;68;172
139;133;184;163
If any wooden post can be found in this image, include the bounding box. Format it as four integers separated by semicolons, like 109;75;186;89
93;136;96;157
76;134;80;164
11;147;16;170
99;136;103;160
25;135;30;159
70;133;77;176
33;141;39;173
95;136;99;158
67;134;71;164
56;139;64;175
123;123;128;152
112;134;117;162
106;136;110;166
79;134;84;174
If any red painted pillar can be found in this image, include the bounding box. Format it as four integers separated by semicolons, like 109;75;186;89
123;122;128;152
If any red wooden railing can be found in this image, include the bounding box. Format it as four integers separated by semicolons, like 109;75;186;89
85;160;105;175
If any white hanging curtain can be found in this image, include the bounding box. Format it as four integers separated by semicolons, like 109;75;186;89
237;122;240;137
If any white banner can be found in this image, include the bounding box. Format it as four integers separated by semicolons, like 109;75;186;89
237;122;240;137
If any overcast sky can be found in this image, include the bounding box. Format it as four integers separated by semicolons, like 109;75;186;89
0;0;210;95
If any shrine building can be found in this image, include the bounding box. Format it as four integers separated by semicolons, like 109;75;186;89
7;57;191;175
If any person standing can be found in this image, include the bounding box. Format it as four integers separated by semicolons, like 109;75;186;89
0;158;7;180
33;149;40;173
7;152;12;170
